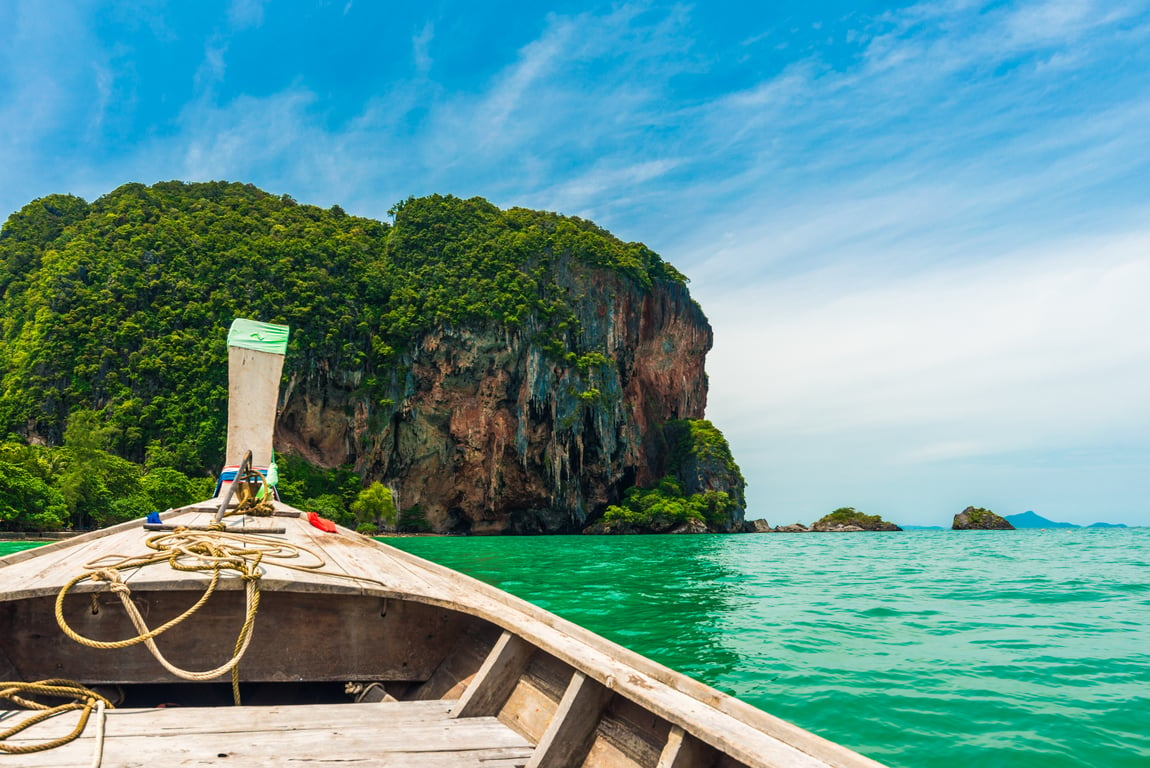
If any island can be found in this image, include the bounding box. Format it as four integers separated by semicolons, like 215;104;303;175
952;506;1015;530
0;182;743;536
811;507;902;532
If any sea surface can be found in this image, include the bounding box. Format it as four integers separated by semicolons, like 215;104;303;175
4;529;1149;767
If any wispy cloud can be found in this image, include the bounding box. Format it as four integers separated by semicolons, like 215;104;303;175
227;0;269;30
413;21;434;75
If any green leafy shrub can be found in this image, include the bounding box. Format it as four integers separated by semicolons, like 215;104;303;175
351;481;397;530
602;476;736;529
0;461;68;531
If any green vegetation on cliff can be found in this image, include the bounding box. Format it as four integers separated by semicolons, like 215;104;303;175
0;182;685;477
599;419;744;532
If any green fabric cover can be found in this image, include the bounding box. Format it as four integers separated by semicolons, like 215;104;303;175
227;318;290;355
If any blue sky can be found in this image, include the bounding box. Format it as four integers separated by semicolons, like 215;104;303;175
3;0;1148;526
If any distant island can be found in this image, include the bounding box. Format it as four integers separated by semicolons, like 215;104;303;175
1005;511;1076;528
743;508;1132;534
1006;511;1127;529
953;506;1014;530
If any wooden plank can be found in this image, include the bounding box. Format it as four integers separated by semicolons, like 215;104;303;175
9;590;472;684
141;524;286;533
413;623;500;702
525;670;614;768
2;700;534;768
583;696;669;768
0;641;20;679
453;630;535;718
657;725;718;768
0;526;159;598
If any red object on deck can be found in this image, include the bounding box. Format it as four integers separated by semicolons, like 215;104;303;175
308;512;337;533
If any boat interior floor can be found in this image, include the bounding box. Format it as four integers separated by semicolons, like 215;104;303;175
2;698;534;768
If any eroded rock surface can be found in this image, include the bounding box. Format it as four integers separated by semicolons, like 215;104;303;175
277;268;721;534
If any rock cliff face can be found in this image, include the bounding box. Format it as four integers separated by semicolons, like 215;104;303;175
275;261;717;534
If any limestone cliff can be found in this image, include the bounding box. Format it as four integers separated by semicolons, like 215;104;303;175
0;183;739;535
275;258;721;534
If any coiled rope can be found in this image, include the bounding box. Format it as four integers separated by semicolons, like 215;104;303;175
54;529;323;704
0;680;112;764
54;527;389;705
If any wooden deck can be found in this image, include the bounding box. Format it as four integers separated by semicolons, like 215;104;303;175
3;699;533;767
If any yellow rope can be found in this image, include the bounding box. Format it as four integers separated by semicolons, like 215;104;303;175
53;526;392;707
53;530;313;700
0;680;113;756
233;464;275;516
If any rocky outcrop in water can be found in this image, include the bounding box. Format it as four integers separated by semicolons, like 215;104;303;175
952;506;1015;530
811;507;902;532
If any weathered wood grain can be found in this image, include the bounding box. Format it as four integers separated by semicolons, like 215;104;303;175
525;670;613;768
453;630;535;718
657;725;719;768
3;699;533;767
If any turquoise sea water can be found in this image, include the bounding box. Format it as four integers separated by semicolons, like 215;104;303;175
5;529;1149;767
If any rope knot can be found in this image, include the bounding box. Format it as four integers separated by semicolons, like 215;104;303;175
90;569;122;586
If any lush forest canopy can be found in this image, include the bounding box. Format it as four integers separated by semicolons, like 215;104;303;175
0;181;695;531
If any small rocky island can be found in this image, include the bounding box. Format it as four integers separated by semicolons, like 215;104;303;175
811;507;902;532
739;507;902;533
952;506;1015;530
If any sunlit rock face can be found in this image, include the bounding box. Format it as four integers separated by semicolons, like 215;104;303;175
277;265;715;534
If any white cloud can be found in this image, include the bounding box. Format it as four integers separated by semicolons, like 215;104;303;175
227;0;268;30
698;225;1150;522
413;21;434;75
